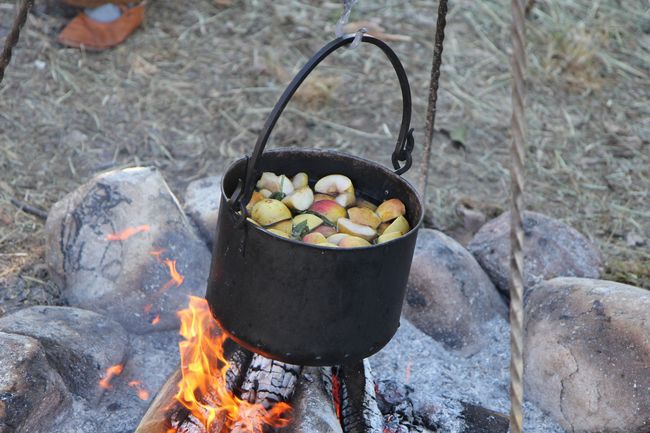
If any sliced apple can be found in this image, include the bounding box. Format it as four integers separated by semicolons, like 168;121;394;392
377;231;402;244
377;222;390;235
312;225;337;238
255;172;294;195
282;186;314;211
256;172;278;191
317;242;339;248
383;215;410;235
356;198;378;211
315;174;352;194
339;236;372;248
292;172;309;189
302;232;327;244
246;191;265;213
246;217;260;226
268;228;290;238
314;193;336;202
251;199;292;226
337;218;377;241
309;200;347;224
268;219;293;235
259;188;272;198
292;214;323;232
335;185;356;208
347;207;381;229
376;198;406;222
326;233;349;245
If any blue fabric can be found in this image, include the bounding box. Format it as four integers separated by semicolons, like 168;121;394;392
84;4;122;23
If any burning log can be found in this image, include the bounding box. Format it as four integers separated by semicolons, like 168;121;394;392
134;340;253;433
339;360;384;433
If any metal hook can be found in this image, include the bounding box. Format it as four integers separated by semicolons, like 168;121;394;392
335;0;365;50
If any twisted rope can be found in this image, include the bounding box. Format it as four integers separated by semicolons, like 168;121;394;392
509;0;527;432
418;0;448;200
0;0;33;83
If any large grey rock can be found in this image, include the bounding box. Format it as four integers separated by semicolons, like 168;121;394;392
0;306;129;401
468;211;602;296
402;229;507;353
45;167;211;334
184;175;222;245
525;277;650;433
284;367;343;433
0;331;71;433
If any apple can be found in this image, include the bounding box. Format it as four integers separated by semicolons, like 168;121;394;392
315;174;352;195
326;233;349;245
339;236;372;248
268;219;293;235
355;198;378;211
377;231;402;244
383;215;410;235
376;198;406;222
292;172;309;189
309;200;347;224
312;225;338;238
268;228;290;238
302;232;327;244
246;191;265;213
251;199;292;226
282;186;314;211
292;214;324;232
337;218;377;241
255;172;294;195
347;207;381;229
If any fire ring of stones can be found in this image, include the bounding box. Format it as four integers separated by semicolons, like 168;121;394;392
0;167;648;433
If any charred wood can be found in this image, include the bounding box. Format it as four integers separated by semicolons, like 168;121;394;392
339;359;384;433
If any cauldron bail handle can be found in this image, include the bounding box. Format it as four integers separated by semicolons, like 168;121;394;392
232;34;415;211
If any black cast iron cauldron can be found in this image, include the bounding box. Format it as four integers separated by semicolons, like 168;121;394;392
206;34;423;366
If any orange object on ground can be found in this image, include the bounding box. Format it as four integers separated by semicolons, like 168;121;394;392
58;4;145;50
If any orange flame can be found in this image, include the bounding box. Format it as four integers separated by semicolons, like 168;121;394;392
128;380;150;401
160;259;184;292
105;225;150;241
99;363;124;389
171;296;291;432
331;373;342;421
151;315;161;325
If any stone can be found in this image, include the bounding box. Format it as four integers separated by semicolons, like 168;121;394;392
0;306;129;401
460;402;508;433
402;229;507;353
468;211;602;296
284;367;343;433
45;167;211;334
0;331;71;433
370;319;563;433
184;175;222;245
525;277;650;433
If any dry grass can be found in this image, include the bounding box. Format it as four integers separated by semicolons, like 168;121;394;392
0;0;648;305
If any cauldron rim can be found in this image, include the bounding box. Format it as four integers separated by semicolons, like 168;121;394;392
220;147;424;250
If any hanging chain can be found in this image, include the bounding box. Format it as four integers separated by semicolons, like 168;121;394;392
0;0;33;84
509;0;527;432
418;0;448;198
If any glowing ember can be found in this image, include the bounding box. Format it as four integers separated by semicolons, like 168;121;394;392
128;380;150;401
171;296;291;432
331;373;342;421
151;315;161;325
105;225;150;241
99;363;124;389
405;360;412;385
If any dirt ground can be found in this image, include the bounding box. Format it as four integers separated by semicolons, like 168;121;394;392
0;0;648;313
